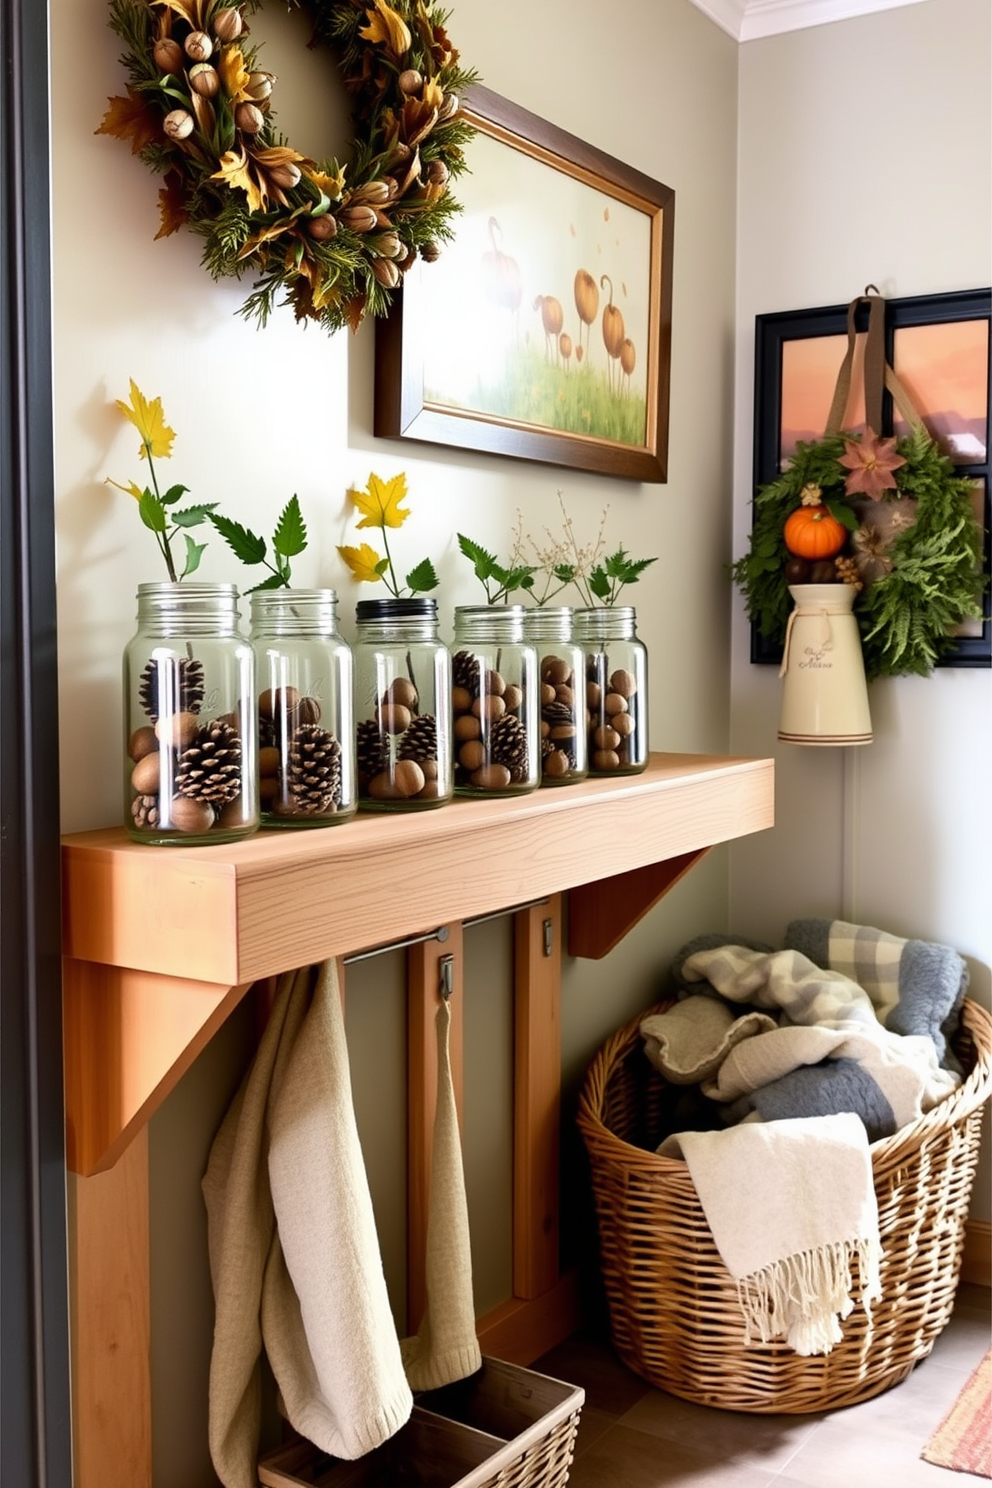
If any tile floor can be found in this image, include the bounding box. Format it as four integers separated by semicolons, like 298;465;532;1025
533;1283;991;1487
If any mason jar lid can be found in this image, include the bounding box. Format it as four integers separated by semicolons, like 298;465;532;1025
522;605;573;643
250;587;339;634
356;597;438;623
136;580;242;633
453;603;527;643
572;604;639;641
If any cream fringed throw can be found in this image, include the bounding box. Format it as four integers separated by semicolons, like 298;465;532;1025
401;996;482;1390
671;1114;882;1357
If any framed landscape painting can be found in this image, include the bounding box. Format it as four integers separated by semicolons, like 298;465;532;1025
750;287;991;667
375;86;675;482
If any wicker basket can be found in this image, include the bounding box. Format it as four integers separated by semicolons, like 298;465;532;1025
577;996;992;1414
257;1358;584;1488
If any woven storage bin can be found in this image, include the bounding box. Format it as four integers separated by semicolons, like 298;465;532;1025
257;1358;584;1488
577;996;992;1414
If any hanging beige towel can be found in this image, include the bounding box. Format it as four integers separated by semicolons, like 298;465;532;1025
401;995;483;1391
202;961;413;1488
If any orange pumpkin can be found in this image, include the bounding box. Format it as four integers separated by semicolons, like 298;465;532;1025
783;505;846;560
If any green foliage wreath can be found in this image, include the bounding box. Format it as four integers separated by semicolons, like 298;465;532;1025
733;424;985;679
98;0;477;333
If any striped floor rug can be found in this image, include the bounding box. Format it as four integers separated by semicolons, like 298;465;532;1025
922;1350;991;1478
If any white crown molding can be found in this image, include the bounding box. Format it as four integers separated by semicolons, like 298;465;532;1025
688;0;930;41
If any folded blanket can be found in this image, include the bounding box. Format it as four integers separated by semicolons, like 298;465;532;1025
682;945;958;1127
640;996;777;1084
785;917;967;1071
669;1113;883;1356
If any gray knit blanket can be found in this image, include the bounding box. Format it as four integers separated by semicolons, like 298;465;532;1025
644;923;966;1143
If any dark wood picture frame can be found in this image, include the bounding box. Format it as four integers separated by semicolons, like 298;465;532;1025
375;85;675;482
750;287;991;667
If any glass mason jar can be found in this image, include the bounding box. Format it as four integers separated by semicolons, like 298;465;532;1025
123;581;258;844
249;589;356;827
353;597;453;809
522;607;588;786
451;605;539;796
573;606;649;775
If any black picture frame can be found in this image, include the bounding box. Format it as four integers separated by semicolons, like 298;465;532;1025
749;288;992;668
375;85;675;483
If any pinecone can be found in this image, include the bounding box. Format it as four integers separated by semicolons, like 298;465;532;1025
398;713;438;765
138;655;204;723
490;713;529;780
285;725;342;814
131;793;160;830
356;718;387;791
451;649;482;697
542;699;575;727
175;718;242;804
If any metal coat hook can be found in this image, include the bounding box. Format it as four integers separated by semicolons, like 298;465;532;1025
439;954;455;1000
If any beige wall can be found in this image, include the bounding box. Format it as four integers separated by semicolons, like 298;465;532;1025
52;1;738;1481
730;0;992;1215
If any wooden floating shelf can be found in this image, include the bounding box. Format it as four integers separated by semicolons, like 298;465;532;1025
63;751;775;984
63;750;773;1488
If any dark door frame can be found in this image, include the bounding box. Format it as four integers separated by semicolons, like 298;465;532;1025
2;0;73;1483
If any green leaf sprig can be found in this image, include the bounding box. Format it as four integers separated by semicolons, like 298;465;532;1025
210;495;309;591
456;532;536;604
580;548;658;606
108;380;217;581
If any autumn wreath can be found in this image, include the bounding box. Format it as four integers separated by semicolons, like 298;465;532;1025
733;294;986;680
98;0;477;333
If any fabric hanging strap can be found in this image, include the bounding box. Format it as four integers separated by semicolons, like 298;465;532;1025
824;289;925;437
400;995;483;1391
779;604;835;678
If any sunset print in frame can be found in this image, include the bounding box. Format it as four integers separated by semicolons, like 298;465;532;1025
375;86;675;482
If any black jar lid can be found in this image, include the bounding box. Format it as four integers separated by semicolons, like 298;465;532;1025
356;597;438;621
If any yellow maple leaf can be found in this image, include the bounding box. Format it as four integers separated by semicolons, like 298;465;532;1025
338;542;386;583
306;166;346;200
211;145;265;212
359;0;412;55
115;380;176;461
218;44;250;99
349;471;410;530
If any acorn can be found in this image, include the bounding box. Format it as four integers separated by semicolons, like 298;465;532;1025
373;231;402;259
153;37;184;73
338;204;378;233
371;258;400;288
420;241;441;263
163;109;194;142
425;159;449;187
267;161;301;190
244;71;274;101
235;102;265;135
809;558;839;583
189;62;220;98
307;213;338;241
212;6;243;41
398;68;423;94
184;30;213;61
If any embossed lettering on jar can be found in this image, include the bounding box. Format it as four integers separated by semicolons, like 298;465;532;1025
123;582;258;844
